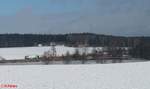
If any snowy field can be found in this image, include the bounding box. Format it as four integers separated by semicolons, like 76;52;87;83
0;46;101;60
0;62;150;89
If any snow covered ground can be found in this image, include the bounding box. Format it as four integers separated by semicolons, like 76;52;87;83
0;62;150;89
0;46;102;60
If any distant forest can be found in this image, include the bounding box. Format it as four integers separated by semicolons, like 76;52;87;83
0;33;150;59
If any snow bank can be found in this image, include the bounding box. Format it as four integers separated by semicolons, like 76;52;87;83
0;62;150;89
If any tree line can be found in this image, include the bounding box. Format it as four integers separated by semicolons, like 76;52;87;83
0;33;150;59
40;46;129;64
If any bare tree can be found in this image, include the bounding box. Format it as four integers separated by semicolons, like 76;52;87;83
73;48;80;60
94;48;104;64
42;44;57;64
42;51;51;64
81;46;88;64
63;51;71;64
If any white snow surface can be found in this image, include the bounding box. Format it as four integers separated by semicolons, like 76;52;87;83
0;46;101;60
0;62;150;89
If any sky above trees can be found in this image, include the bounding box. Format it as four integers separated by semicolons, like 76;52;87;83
0;0;150;36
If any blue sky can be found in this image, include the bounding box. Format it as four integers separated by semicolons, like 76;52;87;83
0;0;150;36
0;0;85;15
